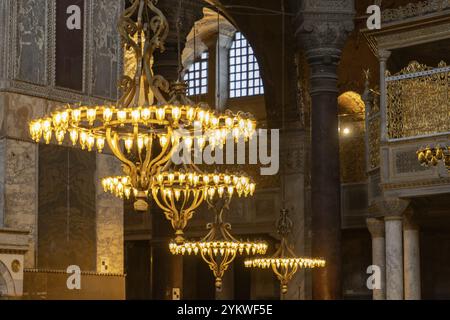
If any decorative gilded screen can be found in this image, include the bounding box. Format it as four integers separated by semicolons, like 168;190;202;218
386;61;450;139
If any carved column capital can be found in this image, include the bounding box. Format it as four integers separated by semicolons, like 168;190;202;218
294;0;355;56
293;0;355;94
378;49;392;62
367;217;385;239
376;198;410;220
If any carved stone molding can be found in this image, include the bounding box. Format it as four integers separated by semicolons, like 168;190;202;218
366;217;385;238
382;0;450;24
376;197;410;219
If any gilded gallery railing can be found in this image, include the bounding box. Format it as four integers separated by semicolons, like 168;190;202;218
386;61;450;140
363;69;381;171
367;90;380;170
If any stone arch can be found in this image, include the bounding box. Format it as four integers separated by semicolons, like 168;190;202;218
203;0;300;127
0;261;16;297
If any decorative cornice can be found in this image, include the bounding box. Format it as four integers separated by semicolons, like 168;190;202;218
24;268;125;277
382;177;450;191
382;0;450;24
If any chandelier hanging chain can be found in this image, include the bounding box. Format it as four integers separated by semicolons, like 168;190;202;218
280;0;286;208
176;0;184;82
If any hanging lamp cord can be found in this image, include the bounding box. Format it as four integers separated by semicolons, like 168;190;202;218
176;0;183;82
280;0;286;208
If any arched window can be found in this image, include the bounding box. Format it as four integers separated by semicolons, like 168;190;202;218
229;32;264;98
184;51;209;96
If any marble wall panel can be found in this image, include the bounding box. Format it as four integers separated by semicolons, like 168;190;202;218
91;0;122;99
15;0;47;85
38;144;96;271
96;153;124;274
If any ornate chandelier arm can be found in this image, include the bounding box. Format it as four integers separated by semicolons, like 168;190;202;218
105;128;136;170
187;189;204;213
146;129;177;174
143;0;170;105
132;0;146;108
141;133;154;170
219;251;236;273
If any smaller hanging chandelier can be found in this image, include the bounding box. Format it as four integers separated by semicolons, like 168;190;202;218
417;144;450;171
169;194;267;289
244;209;325;295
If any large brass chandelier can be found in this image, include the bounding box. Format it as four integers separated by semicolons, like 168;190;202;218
29;0;256;218
169;194;267;289
244;209;325;295
417;145;450;171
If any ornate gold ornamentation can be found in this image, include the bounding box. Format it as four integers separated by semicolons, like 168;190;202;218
417;144;450;171
368;116;380;170
386;61;450;139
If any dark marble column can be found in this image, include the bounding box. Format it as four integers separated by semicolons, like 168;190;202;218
150;0;203;300
295;1;354;300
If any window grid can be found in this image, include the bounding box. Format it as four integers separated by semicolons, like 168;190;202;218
229;32;264;98
184;52;208;96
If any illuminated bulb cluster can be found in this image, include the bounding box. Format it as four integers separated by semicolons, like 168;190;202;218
169;241;267;256
29;105;256;152
101;172;256;200
244;257;325;269
417;145;450;169
102;176;142;200
152;172;256;200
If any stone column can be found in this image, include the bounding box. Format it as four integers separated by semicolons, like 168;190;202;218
385;216;403;300
378;198;409;300
295;1;355;300
403;210;421;300
378;49;391;143
366;217;385;300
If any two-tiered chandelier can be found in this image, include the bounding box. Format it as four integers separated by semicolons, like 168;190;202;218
28;0;256;241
